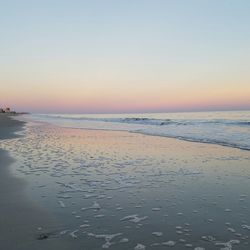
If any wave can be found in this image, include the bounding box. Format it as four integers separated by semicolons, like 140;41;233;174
38;114;250;127
139;131;250;151
29;113;250;151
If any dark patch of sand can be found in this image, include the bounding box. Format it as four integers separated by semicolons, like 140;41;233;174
0;115;71;250
0;114;25;139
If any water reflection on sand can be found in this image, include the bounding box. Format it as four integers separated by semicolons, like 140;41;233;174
2;122;250;250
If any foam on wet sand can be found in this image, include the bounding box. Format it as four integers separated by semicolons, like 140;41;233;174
0;115;72;250
1;115;250;249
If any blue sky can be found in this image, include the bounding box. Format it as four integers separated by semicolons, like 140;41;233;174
0;0;250;113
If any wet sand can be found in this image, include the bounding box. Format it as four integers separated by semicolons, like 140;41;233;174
1;115;250;249
0;115;72;250
0;114;25;140
0;114;250;250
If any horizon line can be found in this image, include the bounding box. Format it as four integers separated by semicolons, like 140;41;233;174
29;108;250;115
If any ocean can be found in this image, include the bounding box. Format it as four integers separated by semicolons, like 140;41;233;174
1;110;250;249
29;110;250;151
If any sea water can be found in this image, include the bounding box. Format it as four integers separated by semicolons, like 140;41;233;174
1;111;250;249
30;110;250;150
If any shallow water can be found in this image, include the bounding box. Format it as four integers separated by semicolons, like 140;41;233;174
1;120;250;249
30;110;250;150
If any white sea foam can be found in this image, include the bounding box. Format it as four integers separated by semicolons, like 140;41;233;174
69;230;79;239
215;239;240;250
242;224;250;230
134;243;146;250
88;232;122;249
152;207;161;211
81;201;101;211
28;111;250;151
120;214;148;223
152;232;163;237
4;111;250;249
58;200;66;208
162;241;176;246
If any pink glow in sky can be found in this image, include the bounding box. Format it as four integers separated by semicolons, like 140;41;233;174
1;1;250;113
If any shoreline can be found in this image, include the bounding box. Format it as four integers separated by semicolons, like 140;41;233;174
0;114;26;139
1;114;250;249
0;115;71;250
21;114;250;152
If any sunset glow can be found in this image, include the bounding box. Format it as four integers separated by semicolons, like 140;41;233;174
1;0;250;113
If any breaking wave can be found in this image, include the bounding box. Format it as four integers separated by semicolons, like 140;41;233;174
28;112;250;151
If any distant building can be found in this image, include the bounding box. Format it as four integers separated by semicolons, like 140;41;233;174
0;107;16;113
5;107;11;113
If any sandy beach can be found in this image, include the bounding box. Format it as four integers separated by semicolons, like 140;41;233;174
0;115;73;250
1;115;250;249
1;1;250;249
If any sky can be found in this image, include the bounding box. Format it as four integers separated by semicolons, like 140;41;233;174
0;0;250;113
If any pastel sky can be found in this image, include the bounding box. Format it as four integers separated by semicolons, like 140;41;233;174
0;0;250;113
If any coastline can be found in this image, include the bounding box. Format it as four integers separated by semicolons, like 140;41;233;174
0;114;25;139
27;111;250;151
1;114;250;249
0;115;71;250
